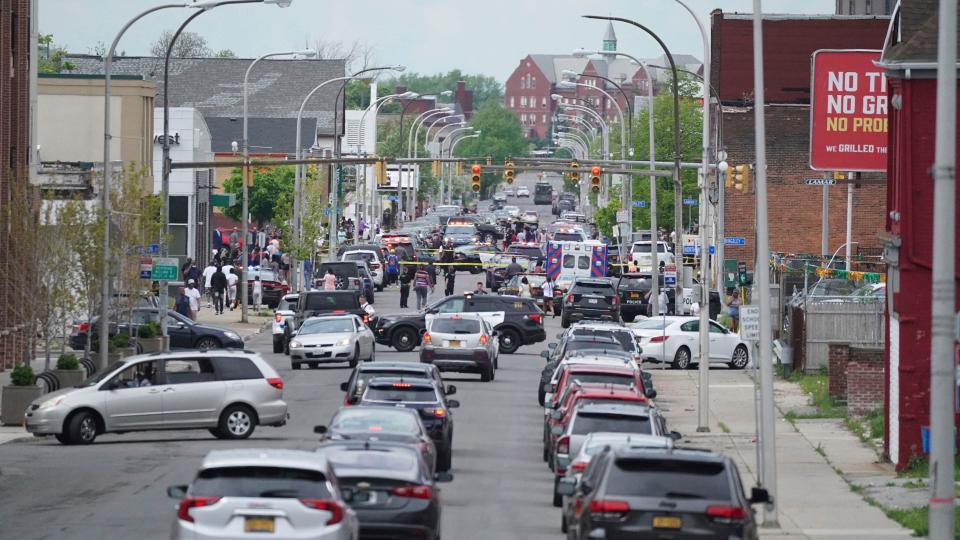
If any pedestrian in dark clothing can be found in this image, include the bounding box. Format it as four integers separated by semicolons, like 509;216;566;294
444;268;456;296
174;286;192;318
211;266;227;314
185;264;201;285
426;263;438;298
414;266;432;310
506;257;524;279
180;258;193;280
399;271;411;308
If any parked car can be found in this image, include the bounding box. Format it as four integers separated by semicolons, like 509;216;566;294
420;313;500;382
616;273;675;321
272;293;299;353
25;350;288;444
316;440;450;540
339;362;454;406
71;308;244;352
167;449;357;540
294;291;365;331
358;377;460;472
629;240;675;270
314;406;437;475
290;314;376;369
246;268;289;308
632;316;751;370
316;262;364;292
559;446;769;540
561;277;621;328
453;243;501;274
503;188;516;197
342;249;385;291
442;223;478;247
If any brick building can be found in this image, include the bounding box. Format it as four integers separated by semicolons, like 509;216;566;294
394;80;474;121
504;23;663;141
0;0;33;370
878;0;960;470
712;11;891;267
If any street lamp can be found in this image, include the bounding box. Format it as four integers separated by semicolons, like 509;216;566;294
430;122;468;203
241;48;317;322
440;126;476;204
408;108;454;216
102;0;292;365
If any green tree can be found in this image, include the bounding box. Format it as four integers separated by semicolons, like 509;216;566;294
38;34;75;73
452;102;529;196
214;49;237;58
222;165;296;227
369;70;504;109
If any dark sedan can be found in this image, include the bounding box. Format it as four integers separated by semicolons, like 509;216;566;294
561;277;621;328
70;307;244;351
316;440;452;540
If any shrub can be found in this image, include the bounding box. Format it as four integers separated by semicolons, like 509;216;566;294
110;333;131;349
56;353;80;370
138;322;160;339
10;363;35;386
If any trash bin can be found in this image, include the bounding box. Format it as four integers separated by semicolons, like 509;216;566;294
780;344;794;378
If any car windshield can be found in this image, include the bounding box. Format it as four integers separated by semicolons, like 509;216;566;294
79;361;126;387
364;384;438;403
331;409;419;434
304;294;359;311
277;298;297;311
343;252;377;263
573;330;634;351
553;232;584;241
619;277;650;289
507;246;543;259
573;281;614;294
431;318;481;334
809;279;858;296
299;318;354;334
446;226;474;235
572;413;651;435
608;458;730;500
255;269;279;282
190;466;332;499
631;243;666;254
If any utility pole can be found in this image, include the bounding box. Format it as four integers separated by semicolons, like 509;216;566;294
928;0;957;536
753;0;779;526
821;172;830;257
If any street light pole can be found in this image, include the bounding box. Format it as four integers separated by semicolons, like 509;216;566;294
409;108;454;216
441;127;476;203
430;122;467;203
242;48;316;322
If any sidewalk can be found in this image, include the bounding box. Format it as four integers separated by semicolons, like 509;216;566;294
652;368;914;539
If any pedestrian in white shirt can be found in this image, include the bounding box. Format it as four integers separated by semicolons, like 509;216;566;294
253;276;263;311
202;264;217;307
226;268;239;311
185;279;202;321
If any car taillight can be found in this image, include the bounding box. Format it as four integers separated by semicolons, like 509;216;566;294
299;499;344;525
392;485;433;499
177;496;221;523
433;408;446;418
526;313;542;325
566;294;574;304
556;435;570;455
266;378;284;390
706;505;747;523
589;499;630;519
332;310;346;314
611;296;619;306
363;315;370;324
274;312;282;323
479;334;488;345
422;332;432;344
570;461;588;473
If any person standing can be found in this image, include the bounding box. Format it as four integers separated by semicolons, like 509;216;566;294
726;288;741;332
174;286;192;318
473;281;488;295
425;263;438;300
211;265;227;315
542;275;556;317
506;257;524;280
226;267;239;311
399;270;411;308
185;279;201;321
414;265;432;310
519;276;533;298
323;268;337;290
385;250;400;287
252;275;263;311
444;268;456;296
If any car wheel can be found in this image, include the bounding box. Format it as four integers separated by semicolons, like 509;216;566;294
623;313;636;323
272;336;283;354
552;476;563;507
391;327;418;352
55;433;70;445
672;346;692;370
561;513;568;533
560;314;570;329
215;405;257;440
730;344;749;369
66;410;99;445
498;328;521;354
195;336;220;350
292;362;302;370
481;365;493;382
437;444;452;472
349;344;360;368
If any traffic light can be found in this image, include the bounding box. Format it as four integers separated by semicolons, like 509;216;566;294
374;160;387;186
568;161;580;182
470;164;481;192
589;166;602;193
503;161;516;183
431;160;441;177
733;164;751;194
724;166;735;189
455;161;463;176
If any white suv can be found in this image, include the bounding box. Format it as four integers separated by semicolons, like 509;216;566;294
341;249;384;291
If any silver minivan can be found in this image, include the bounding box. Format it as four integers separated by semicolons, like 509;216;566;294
24;350;288;445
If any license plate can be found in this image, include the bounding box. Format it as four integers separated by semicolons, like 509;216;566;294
653;516;682;529
244;516;275;533
630;292;639;298
449;340;462;347
588;299;598;304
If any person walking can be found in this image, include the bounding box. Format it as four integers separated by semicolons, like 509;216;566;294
202;262;217;307
252;275;263;312
211;265;227;315
726;288;741;332
425;263;438;300
542;275;556;317
444;268;456;297
174;286;192;318
399;270;411;308
323;268;337;290
185;279;201;321
385;250;400;287
414;265;432;310
226;267;238;311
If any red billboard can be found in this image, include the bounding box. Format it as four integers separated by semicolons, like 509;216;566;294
810;50;887;172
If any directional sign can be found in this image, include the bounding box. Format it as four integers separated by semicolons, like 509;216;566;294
740;305;762;341
632;200;647;208
709;245;715;255
724;237;746;246
683;198;698;206
663;263;677;286
387;195;399;201
210;194;236;207
135;243;160;255
151;257;179;281
803;178;837;186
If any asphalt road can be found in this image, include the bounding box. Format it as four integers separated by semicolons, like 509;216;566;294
0;173;574;540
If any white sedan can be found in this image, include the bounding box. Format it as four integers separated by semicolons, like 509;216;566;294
516;186;530;197
630;316;750;369
289;314;375;369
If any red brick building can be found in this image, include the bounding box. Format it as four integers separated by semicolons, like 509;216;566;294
712;11;890;266
878;0;960;469
0;0;33;370
504;24;656;141
395;80;474;120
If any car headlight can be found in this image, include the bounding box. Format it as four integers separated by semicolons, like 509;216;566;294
38;396;65;410
290;340;302;349
224;331;241;341
336;338;352;347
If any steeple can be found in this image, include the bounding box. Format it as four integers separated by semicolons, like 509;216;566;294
602;21;617;52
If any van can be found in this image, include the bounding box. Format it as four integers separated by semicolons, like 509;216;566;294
546;240;608;292
630;240;674;269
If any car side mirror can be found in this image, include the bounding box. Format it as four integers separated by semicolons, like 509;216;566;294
644;388;658;399
339;382;349;392
166;485;187;499
556;477;577;496
540;351;550;360
543;383;555;394
313;425;328;435
550;410;562;420
641;372;652;383
669;430;682;441
548;342;558;349
555;333;564;339
447;400;460;409
446;385;457;396
340;488;354;503
434;471;454;483
749;487;771;505
551;426;563;436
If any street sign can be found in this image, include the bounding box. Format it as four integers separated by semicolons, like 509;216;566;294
135;243;160;255
632;200;647;208
616;210;630;223
151;257;179;281
323;207;331;216
683;198;697;206
139;257;153;279
724;237;746;246
682;245;697;256
663;264;677;286
740;305;762;341
803;178;837;186
387;195;399;201
723;259;738;288
210;194;236;208
708;245;715;255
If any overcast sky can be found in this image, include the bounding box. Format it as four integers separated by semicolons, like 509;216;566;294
42;0;837;82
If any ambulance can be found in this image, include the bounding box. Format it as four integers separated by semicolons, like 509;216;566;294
545;239;608;292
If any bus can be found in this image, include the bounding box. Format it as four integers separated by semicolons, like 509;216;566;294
533;181;553;205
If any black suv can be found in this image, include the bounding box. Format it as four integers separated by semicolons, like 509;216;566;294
559;447;770;540
339;362;454;406
561;277;620;328
359;376;460;471
616;273;676;321
294;290;365;331
315;261;363;291
373;293;546;354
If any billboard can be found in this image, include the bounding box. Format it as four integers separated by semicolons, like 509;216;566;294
809;50;887;172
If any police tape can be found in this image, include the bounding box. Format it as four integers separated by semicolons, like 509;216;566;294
395;260;512;267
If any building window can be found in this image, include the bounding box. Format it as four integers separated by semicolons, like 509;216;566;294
520;96;527;107
848;0;854;13
520;113;526;123
531;76;536;88
510;96;515;108
542;114;547;124
542;96;547;108
865;0;872;13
